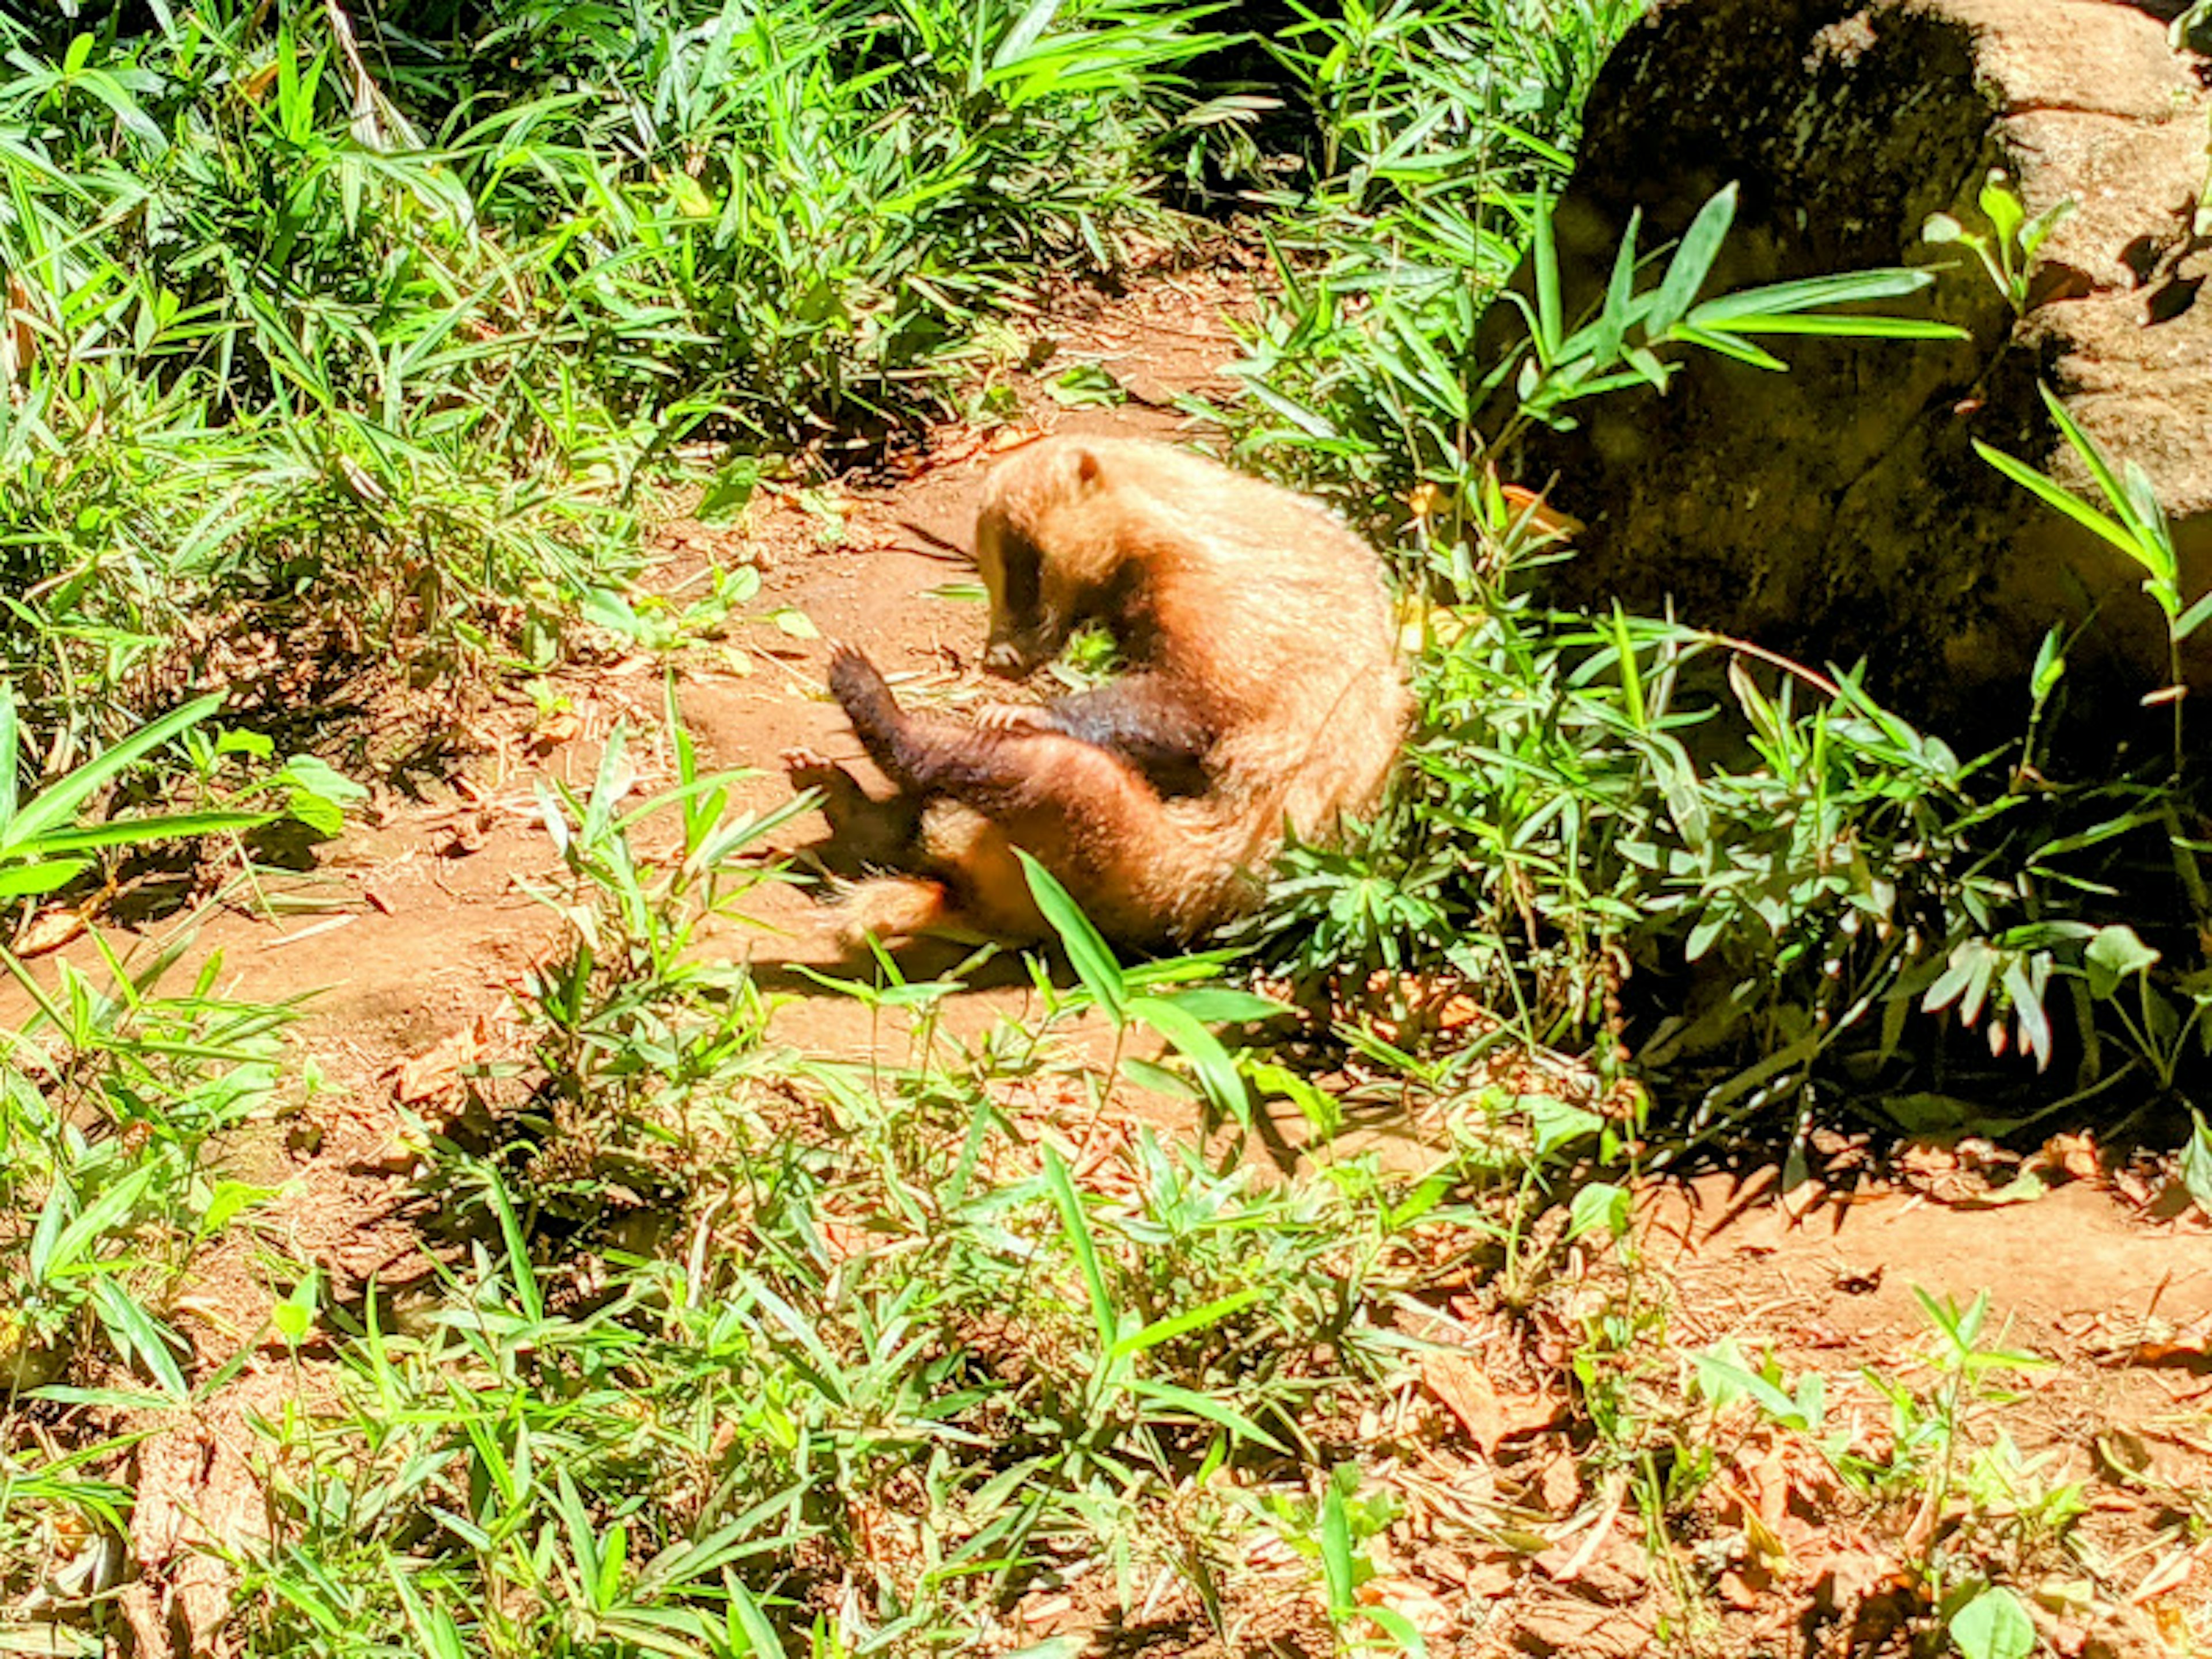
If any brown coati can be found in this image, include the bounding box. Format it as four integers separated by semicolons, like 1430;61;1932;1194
797;435;1410;949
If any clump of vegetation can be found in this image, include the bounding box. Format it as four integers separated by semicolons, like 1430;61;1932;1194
0;0;1229;740
234;698;1547;1654
1209;30;2212;1157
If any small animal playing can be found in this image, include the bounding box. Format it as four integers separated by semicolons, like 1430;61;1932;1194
792;435;1410;950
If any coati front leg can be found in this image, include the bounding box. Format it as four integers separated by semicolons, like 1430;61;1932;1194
1029;678;1214;798
831;644;1157;817
956;680;1214;798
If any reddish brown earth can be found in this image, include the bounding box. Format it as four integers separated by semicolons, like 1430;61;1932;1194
9;266;2212;1657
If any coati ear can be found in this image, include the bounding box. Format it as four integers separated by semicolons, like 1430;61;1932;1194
1074;448;1103;490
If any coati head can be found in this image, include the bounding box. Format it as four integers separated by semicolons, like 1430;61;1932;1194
972;442;1132;677
974;516;1055;676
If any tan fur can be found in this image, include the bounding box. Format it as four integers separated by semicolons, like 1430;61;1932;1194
829;436;1410;949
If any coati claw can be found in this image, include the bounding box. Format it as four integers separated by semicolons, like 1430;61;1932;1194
971;703;1050;736
780;744;839;781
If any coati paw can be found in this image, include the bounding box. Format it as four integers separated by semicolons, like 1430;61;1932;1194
780;745;843;786
971;702;1051;736
826;642;896;720
831;876;950;953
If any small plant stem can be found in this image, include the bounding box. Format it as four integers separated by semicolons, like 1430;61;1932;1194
1073;1021;1130;1168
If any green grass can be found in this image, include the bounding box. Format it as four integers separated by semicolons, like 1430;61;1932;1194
0;0;1231;740
230;707;1512;1655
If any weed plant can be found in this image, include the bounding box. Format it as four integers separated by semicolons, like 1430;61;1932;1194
0;944;294;1641
1236;393;2212;1146
0;1;1228;744
1206;3;2212;1149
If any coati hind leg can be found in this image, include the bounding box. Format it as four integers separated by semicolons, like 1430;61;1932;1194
828;644;1169;938
781;745;925;869
832;804;1043;950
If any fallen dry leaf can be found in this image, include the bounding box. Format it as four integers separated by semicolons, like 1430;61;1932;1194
1456;1548;1522;1599
1357;1575;1455;1641
529;709;582;752
1899;1141;1963;1181
389;1013;501;1105
2094;1321;2212;1371
2029;1131;2104;1184
2126;1546;2198;1604
1499;483;1586;539
12;905;88;958
1499;1388;1571;1444
1531;1444;1582;1515
1421;1351;1506;1456
1717;1562;1775;1611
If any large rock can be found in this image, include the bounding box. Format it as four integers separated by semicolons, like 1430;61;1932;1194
1482;0;2212;740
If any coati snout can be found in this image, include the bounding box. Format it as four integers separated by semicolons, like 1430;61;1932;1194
798;435;1411;950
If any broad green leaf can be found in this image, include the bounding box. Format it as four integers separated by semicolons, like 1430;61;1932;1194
92;1279;188;1402
1948;1585;2035;1659
1691;266;1937;321
2;692;225;850
1669;322;1789;372
1566;1181;1630;1241
0;683;16;828
40;1164;156;1279
1320;1479;1359;1611
1647;182;1737;335
1127;994;1248;1123
2084;924;2160;999
28;809;272;854
1531;188;1562;357
1111;1289;1264;1359
1159;986;1290;1024
2030;627;2067;701
1974;441;2147;566
1978;173;2026;244
0;857;92;899
391;1566;469;1659
1692;1349;1808;1426
1127;1378;1290;1453
1018;851;1126;1025
2173;586;2212;643
1694;313;1964;340
1043;1147;1116;1357
1529;1094;1604;1155
2180;1113;2212;1215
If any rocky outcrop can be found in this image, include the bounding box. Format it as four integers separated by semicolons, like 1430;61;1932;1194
1483;0;2211;740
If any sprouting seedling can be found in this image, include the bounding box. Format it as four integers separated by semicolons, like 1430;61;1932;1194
1922;170;2074;316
